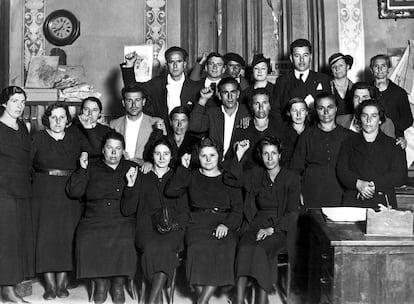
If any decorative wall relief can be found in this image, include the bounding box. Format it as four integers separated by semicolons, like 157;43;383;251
24;0;45;79
145;0;167;67
338;0;364;82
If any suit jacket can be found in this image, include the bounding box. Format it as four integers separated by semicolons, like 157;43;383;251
336;114;396;138
109;114;160;162
273;70;331;121
121;65;203;126
189;103;251;157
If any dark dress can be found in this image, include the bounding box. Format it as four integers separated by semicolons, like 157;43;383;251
66;159;137;279
283;124;305;167
337;132;407;208
31;130;84;273
121;170;189;282
330;80;354;116
289;125;351;208
232;119;287;169
232;166;300;292
165;167;243;286
0;120;34;285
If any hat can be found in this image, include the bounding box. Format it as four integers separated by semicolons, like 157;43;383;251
251;53;271;70
224;52;246;67
328;53;353;68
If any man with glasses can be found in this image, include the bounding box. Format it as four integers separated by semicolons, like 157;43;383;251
121;46;202;129
110;83;165;165
189;77;250;158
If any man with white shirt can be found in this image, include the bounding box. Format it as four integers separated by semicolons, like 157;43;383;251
121;46;202;131
273;38;331;122
189;77;251;158
110;83;164;165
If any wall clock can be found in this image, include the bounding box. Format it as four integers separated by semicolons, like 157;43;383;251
43;10;80;46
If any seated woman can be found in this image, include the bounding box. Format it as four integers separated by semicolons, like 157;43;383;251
337;100;407;208
283;97;309;166
165;138;243;304
66;131;137;304
232;88;286;170
69;96;113;160
121;137;189;304
229;137;300;304
290;93;351;208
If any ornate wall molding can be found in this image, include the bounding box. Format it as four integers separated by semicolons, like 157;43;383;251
338;0;364;82
23;0;45;79
145;0;167;66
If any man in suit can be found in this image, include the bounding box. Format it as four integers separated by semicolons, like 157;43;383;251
273;38;331;122
189;77;251;158
121;46;203;128
110;83;165;166
336;82;395;138
223;52;250;91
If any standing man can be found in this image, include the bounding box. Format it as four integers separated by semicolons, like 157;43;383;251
273;38;331;122
121;46;203;127
189;77;251;158
371;54;413;139
224;52;250;91
110;83;165;166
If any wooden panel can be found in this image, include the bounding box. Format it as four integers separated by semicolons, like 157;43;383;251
226;0;244;55
0;0;10;88
196;0;216;55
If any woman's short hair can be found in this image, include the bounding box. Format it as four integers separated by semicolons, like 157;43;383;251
284;97;308;121
102;131;126;150
0;86;27;105
148;136;173;163
169;105;191;121
354;99;386;125
81;96;103;112
369;54;391;69
248;88;270;110
192;137;223;167
315;92;337;108
255;135;283;165
350;82;379;100
41;102;72;128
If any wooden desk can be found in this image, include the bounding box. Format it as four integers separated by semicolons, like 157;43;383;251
306;211;414;304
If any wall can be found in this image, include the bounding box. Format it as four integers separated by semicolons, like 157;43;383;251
324;0;414;81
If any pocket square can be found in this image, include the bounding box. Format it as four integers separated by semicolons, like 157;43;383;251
316;83;323;90
186;101;193;105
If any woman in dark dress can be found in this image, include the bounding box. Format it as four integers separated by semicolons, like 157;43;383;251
69;96;113;160
31;102;86;300
122;137;189;304
290;93;351;208
337;100;406;208
0;86;34;303
165;138;243;304
232;88;286;170
229;137;300;304
66;131;137;304
283;97;309;166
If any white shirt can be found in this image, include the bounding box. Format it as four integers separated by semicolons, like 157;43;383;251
294;69;310;82
124;114;143;159
204;77;220;88
166;74;185;114
221;103;239;157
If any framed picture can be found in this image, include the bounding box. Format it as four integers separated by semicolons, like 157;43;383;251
378;0;414;19
25;56;59;88
124;45;153;82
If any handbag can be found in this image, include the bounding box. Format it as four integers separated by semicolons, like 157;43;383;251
152;180;179;234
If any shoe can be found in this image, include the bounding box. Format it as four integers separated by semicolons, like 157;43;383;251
43;288;56;300
111;277;125;304
55;286;69;298
93;279;110;304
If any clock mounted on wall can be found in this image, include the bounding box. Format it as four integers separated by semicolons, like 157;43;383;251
43;10;80;46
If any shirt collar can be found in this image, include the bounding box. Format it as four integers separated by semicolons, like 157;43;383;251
167;73;185;85
221;102;239;117
294;69;310;81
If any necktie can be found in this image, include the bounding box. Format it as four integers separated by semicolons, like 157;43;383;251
299;73;304;83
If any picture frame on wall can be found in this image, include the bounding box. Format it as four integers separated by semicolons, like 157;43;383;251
378;0;414;19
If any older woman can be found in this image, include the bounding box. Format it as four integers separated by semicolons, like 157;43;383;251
166;138;243;304
122;137;189;304
31;102;86;300
0;86;34;303
328;53;354;115
230;137;300;304
290;93;351;207
69;96;113;160
66;131;137;304
232;88;286;170
337;100;407;208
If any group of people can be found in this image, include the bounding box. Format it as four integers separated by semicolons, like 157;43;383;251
0;37;411;304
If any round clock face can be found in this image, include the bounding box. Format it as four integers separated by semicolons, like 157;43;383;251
43;10;80;46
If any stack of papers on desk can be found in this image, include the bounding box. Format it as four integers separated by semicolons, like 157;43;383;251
322;207;367;222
